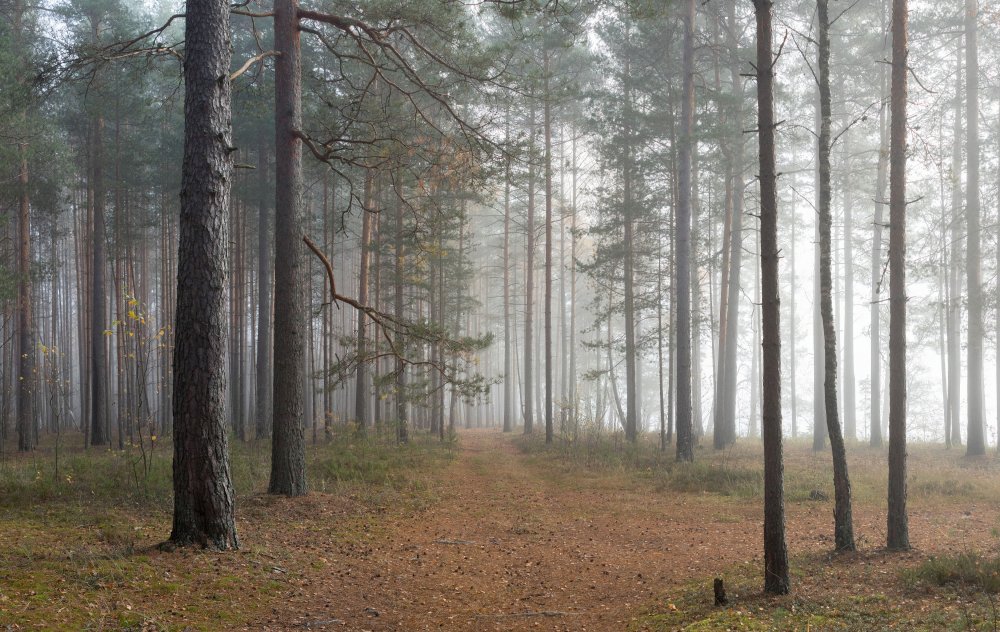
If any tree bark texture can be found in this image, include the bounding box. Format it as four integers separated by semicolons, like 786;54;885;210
887;0;910;551
754;0;790;595
169;0;238;550
270;0;307;495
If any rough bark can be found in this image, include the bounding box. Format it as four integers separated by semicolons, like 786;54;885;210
270;0;307;496
168;0;238;550
886;0;910;551
754;0;790;595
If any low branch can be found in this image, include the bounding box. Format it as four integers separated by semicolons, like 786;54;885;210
230;51;279;81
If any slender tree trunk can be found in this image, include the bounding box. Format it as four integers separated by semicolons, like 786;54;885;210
871;49;888;449
270;0;307;495
569;129;578;432
812;99;826;453
886;0;910;551
394;183;407;443
947;46;962;448
91;113;108;446
965;0;985;457
168;0;238;549
755;0;790;594
16;142;34;452
543;51;554;444
817;0;855;551
721;15;744;442
523;107;536;435
675;0;695;462
256;144;272;440
623;41;638;443
355;171;374;430
842;131;856;442
502;115;513;433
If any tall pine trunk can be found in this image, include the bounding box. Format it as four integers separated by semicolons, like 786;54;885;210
675;0;695;462
16;141;34;452
168;0;238;549
270;0;307;495
964;0;985;457
886;0;910;551
754;0;790;594
255;144;272;440
817;0;855;551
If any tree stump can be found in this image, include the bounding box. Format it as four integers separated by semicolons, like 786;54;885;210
713;578;728;606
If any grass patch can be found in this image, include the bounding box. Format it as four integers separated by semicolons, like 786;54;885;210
905;553;1000;594
0;427;454;630
636;554;997;632
515;431;1000;507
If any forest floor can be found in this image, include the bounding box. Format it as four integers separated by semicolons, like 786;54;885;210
4;429;1000;630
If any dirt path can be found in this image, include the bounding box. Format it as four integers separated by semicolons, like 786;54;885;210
258;430;1000;631
262;430;763;631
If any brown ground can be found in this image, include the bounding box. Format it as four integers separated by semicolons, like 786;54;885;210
4;429;999;631
255;430;1000;631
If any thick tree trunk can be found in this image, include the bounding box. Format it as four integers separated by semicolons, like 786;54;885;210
675;0;695;462
886;0;910;551
754;0;790;595
817;0;855;552
168;0;238;550
965;0;985;457
270;0;307;495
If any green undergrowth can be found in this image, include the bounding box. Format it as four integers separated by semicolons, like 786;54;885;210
0;428;454;630
515;431;1000;505
0;427;454;516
